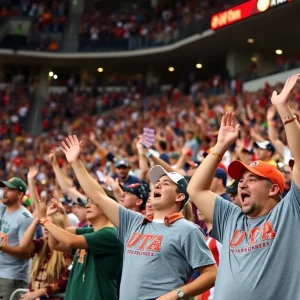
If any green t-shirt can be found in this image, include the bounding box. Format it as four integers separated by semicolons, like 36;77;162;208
64;226;123;300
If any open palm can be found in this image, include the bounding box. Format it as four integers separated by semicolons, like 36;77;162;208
27;165;38;180
61;135;82;163
217;112;239;148
271;74;300;107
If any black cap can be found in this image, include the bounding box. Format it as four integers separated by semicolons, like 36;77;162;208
120;183;149;203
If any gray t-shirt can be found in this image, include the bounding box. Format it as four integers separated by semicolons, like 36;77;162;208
0;204;33;282
212;180;300;300
118;206;215;300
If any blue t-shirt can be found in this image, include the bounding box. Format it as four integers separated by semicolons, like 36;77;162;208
219;193;231;201
113;174;141;186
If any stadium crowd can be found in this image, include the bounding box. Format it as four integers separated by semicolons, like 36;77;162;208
0;71;300;300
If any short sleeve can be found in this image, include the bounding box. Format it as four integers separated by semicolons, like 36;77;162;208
285;180;300;212
118;205;144;243
82;227;123;256
182;229;215;269
76;227;93;235
211;196;240;243
18;213;34;241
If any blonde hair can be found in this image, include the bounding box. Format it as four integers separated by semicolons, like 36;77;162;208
182;202;194;222
30;213;66;284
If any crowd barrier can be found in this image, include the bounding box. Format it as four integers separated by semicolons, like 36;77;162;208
9;289;65;300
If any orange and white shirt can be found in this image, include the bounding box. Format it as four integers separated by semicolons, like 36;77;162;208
197;237;222;300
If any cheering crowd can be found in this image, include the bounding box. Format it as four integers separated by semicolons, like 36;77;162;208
0;74;300;300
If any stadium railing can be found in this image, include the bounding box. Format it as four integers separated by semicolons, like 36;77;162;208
9;289;65;300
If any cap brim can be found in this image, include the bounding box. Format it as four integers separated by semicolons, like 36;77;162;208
0;181;16;189
76;198;87;206
226;186;237;194
228;160;268;180
149;165;169;185
115;164;129;168
119;184;133;194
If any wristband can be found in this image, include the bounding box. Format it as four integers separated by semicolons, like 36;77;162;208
283;116;297;126
146;149;154;158
41;219;50;227
209;149;222;162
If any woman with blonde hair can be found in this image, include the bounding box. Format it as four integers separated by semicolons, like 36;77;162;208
19;209;72;300
18;166;72;300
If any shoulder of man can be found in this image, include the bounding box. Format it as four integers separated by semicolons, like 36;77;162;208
174;218;204;235
18;206;33;220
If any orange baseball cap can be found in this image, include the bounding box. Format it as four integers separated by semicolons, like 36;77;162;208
228;160;285;194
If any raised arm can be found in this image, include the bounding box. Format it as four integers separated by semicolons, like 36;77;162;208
36;200;77;252
271;74;300;186
19;219;38;253
89;131;109;156
61;135;120;228
267;105;285;156
27;165;40;209
187;112;239;223
49;150;73;194
136;137;150;181
46;194;75;251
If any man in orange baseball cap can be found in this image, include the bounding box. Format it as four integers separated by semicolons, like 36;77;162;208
188;74;300;300
228;160;285;215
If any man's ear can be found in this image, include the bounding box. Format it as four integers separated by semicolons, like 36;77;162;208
175;193;185;204
269;184;280;197
136;198;143;207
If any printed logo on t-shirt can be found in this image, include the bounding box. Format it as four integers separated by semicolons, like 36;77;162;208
229;221;276;253
22;212;30;219
0;232;8;246
126;232;163;257
0;220;10;234
77;249;87;263
0;220;10;254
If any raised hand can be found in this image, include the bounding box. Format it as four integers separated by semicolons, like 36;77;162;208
216;111;239;149
48;150;57;165
271;74;300;107
136;135;146;154
46;202;58;216
27;165;38;181
61;135;82;163
51;190;66;215
89;131;96;143
36;199;47;219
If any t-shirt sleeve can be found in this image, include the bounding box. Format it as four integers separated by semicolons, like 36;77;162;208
182;228;215;269
118;205;144;243
285;180;300;211
76;227;93;235
81;227;123;256
18;212;34;241
211;195;239;243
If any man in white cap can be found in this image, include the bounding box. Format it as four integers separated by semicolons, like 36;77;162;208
60;135;217;300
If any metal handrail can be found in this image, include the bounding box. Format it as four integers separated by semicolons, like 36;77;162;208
9;288;65;300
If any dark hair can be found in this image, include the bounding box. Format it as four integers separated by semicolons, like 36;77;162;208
158;140;168;151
